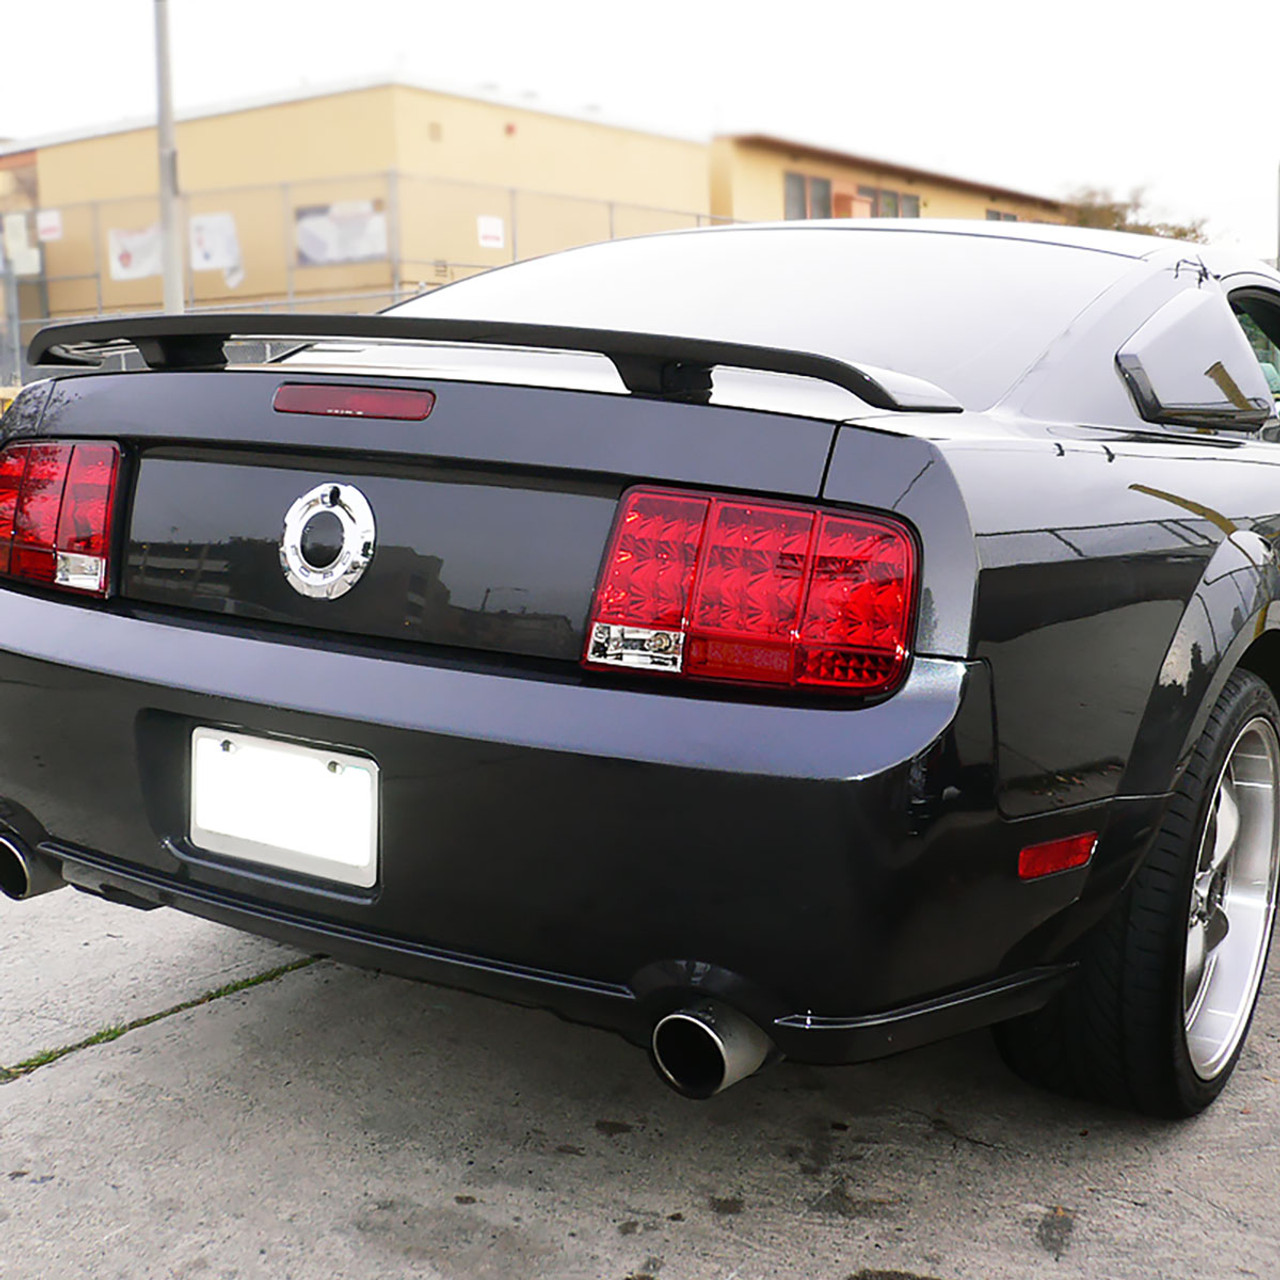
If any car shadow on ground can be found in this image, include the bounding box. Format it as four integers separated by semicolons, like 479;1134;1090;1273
7;946;1277;1280
176;955;1274;1278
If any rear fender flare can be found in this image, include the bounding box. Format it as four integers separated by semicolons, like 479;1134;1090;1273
1119;529;1280;799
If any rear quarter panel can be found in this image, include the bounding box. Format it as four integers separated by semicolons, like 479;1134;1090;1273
935;426;1280;817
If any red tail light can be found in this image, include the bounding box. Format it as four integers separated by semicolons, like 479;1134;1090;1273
0;447;28;576
584;487;917;694
0;441;120;596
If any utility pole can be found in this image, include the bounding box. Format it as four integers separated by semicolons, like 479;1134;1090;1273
155;0;183;313
1;251;20;385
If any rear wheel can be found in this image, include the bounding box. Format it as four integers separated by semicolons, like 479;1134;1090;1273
995;669;1280;1116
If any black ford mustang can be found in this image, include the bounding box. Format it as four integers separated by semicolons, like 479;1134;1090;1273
5;220;1280;1116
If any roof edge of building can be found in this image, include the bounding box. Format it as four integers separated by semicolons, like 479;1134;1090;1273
0;73;707;160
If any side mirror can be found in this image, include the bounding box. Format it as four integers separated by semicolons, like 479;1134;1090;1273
1117;288;1274;429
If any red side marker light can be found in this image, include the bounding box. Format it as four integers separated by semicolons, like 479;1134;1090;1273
1018;833;1098;880
273;383;435;421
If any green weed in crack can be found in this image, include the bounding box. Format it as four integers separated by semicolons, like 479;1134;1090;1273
0;955;319;1083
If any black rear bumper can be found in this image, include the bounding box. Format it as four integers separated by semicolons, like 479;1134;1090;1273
48;840;1073;1063
0;589;1164;1063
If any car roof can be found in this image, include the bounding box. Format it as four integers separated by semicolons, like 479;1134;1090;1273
376;216;1278;421
667;218;1278;280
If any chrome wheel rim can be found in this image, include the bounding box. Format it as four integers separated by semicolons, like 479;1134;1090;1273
1184;716;1280;1080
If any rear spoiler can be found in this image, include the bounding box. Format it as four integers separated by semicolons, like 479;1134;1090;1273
27;312;962;413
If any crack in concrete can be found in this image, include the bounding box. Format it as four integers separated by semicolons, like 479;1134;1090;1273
902;1107;1006;1152
0;955;318;1083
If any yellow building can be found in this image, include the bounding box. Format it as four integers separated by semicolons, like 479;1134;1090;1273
0;78;1063;333
711;134;1064;226
4;79;711;322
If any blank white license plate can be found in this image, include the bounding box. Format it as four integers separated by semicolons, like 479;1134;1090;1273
190;728;379;888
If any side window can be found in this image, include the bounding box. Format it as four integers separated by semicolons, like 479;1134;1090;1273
1231;291;1280;402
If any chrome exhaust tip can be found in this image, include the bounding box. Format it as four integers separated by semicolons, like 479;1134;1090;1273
0;833;64;901
651;1000;774;1099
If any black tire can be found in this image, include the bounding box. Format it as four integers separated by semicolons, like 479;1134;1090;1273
995;668;1280;1117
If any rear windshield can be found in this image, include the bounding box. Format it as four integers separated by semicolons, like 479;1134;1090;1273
391;226;1138;410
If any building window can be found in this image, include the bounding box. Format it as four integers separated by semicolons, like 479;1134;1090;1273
784;172;833;219
986;210;1018;222
854;185;921;218
790;174;922;220
785;173;807;220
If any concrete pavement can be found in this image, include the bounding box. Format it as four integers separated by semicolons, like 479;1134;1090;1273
2;887;1279;1279
1;888;294;1065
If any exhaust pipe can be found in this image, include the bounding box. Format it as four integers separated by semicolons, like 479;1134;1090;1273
651;1000;774;1099
0;833;64;901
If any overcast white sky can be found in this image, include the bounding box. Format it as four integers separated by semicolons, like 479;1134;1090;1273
3;0;1278;258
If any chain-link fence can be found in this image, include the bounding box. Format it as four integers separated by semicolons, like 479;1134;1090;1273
0;169;730;383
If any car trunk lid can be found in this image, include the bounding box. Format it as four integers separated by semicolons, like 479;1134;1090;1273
38;367;840;663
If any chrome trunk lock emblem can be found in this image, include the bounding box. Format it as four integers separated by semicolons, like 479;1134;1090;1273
280;482;376;599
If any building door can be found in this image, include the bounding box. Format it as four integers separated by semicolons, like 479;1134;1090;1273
832;186;873;218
